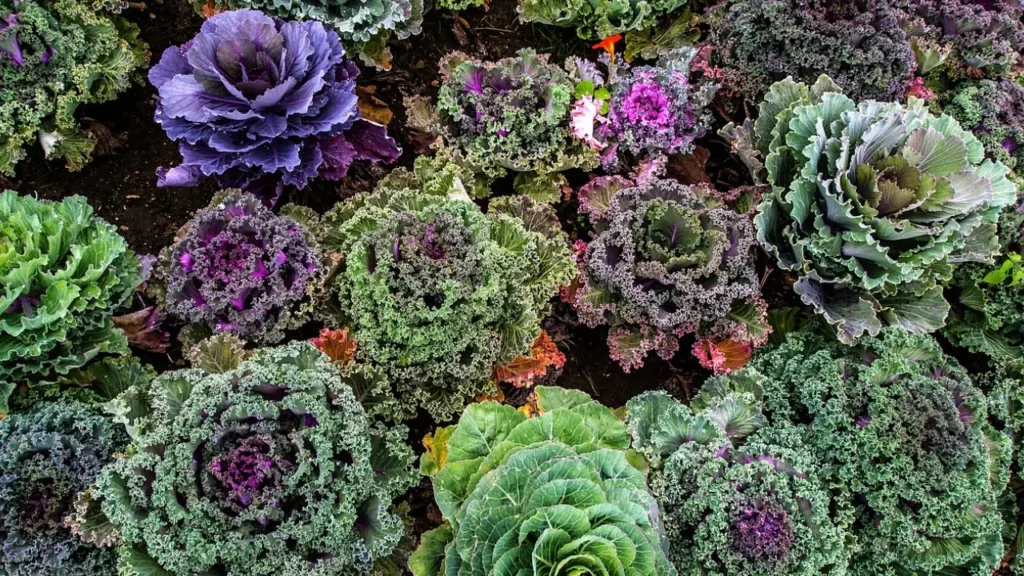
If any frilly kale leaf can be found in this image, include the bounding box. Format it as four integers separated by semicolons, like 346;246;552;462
572;176;769;372
161;191;318;345
0;0;148;175
706;0;915;102
517;0;689;41
626;385;846;576
749;325;1011;575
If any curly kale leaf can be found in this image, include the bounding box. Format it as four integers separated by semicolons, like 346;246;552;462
0;191;143;412
730;75;1017;343
0;401;129;575
411;386;675;576
315;157;575;421
0;0;147;175
940;80;1024;173
896;0;1024;81
97;341;418;576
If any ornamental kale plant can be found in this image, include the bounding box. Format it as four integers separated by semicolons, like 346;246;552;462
162;191;317;344
190;0;422;68
0;0;148;175
150;9;401;203
409;49;596;198
411;386;675;576
0;400;129;575
316;158;576;421
896;0;1024;81
943;207;1024;362
0;191;142;413
571;176;769;372
941;80;1024;173
626;386;847;576
517;0;689;40
749;326;1011;575
98;341;418;576
570;48;717;170
706;0;916;102
728;75;1017;343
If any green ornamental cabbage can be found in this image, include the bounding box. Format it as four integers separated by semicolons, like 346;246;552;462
626;384;847;576
316;158;576;421
97;341;419;576
750;325;1012;576
0;191;142;412
411;386;676;576
725;75;1017;343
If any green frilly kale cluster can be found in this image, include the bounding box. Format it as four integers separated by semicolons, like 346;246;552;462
97;341;418;576
706;0;915;102
749;326;1011;576
0;0;148;175
411;386;676;576
725;75;1017;343
0;400;128;575
0;191;143;413
316;158;576;421
191;0;422;68
626;384;846;576
407;49;597;200
516;0;689;41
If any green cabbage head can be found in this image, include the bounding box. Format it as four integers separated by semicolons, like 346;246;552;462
410;386;676;576
0;191;142;412
726;75;1017;343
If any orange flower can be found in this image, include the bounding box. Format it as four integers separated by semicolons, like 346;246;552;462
592;34;623;64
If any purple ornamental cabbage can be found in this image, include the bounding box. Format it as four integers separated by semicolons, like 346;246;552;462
600;50;714;164
149;9;400;203
164;191;317;344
